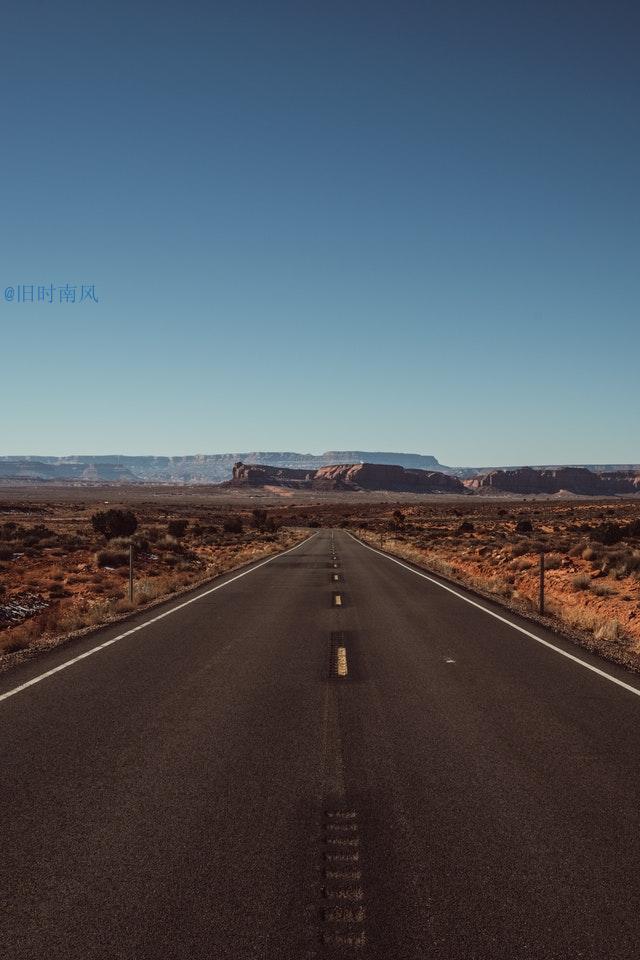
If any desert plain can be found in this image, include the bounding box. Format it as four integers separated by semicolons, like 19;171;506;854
1;484;639;674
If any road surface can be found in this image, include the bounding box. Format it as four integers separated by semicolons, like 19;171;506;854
2;529;640;959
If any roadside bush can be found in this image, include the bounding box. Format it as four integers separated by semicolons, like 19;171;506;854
91;509;138;541
592;522;624;545
251;509;268;531
0;544;13;561
572;573;591;591
594;619;623;643
593;583;617;597
223;516;243;534
515;519;533;533
168;519;189;539
48;583;68;599
95;549;129;568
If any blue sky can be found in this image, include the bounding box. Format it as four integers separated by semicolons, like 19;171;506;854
1;1;638;466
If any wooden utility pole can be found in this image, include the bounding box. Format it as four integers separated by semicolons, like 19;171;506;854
129;543;134;603
539;551;545;615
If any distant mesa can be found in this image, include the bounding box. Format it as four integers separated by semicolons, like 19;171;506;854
229;462;314;486
227;460;465;494
0;454;639;496
464;466;640;496
0;460;137;483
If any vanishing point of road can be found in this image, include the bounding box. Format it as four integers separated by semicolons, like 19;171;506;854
2;529;640;959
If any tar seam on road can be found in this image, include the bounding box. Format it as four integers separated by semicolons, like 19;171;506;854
349;533;640;700
0;532;317;706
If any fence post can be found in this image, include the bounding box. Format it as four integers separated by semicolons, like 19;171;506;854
539;550;545;615
129;543;134;603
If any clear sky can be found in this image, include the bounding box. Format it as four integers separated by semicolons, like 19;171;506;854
1;1;638;466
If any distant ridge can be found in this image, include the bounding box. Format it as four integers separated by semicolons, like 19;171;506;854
0;454;638;489
0;451;445;484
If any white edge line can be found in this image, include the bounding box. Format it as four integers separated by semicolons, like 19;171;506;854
0;532;318;705
348;533;640;700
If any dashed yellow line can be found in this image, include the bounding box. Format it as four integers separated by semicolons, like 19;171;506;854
336;646;348;677
334;594;342;607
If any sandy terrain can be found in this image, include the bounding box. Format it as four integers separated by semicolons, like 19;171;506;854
0;490;307;669
2;486;639;674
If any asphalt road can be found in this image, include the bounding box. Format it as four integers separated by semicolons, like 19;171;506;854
2;529;640;959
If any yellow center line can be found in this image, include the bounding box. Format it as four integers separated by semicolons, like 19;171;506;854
336;646;348;676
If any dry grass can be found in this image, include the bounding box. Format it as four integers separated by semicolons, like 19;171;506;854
350;498;640;668
0;497;307;667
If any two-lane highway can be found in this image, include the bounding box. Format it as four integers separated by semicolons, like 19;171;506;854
2;529;640;959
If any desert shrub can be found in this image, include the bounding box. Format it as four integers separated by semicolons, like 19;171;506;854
592;522;624;545
0;632;32;654
156;535;185;554
515;519;533;533
95;549;129;568
572;573;591;591
63;535;84;550
581;546;597;561
512;557;535;571
594;619;623;643
19;524;55;543
115;598;136;613
543;553;563;570
626;519;640;538
308;520;320;528
168;519;189;539
457;521;474;533
0;544;13;561
48;583;68;598
91;509;138;541
146;526;161;543
592;583;617;597
510;542;529;557
251;509;268;531
109;537;133;550
223;516;243;534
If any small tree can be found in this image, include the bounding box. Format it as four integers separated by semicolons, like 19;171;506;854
389;509;405;537
168;519;189;539
251;509;268;531
223;516;243;534
91;509;138;541
515;519;533;534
